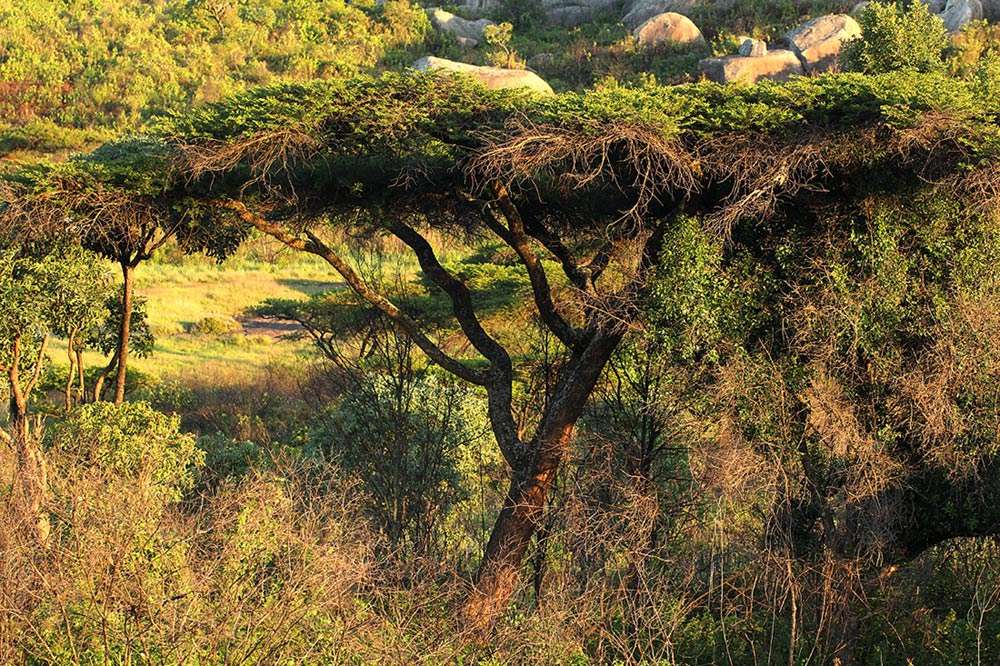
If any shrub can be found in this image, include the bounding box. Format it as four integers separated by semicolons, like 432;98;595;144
49;401;204;501
190;314;243;336
842;1;949;74
308;371;501;555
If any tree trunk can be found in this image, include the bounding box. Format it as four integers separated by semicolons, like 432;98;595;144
114;261;135;405
76;348;86;404
463;331;623;628
65;331;76;412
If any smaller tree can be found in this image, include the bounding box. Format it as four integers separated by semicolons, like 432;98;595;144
45;245;115;411
483;22;520;69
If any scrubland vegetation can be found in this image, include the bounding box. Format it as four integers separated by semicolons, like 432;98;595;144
3;0;1000;664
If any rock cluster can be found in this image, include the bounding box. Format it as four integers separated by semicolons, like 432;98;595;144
699;13;862;84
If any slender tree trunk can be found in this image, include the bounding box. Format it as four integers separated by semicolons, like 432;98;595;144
76;348;86;404
463;332;623;628
114;261;135;405
92;351;118;402
65;331;76;412
8;337;28;443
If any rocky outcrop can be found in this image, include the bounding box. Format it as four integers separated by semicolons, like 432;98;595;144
622;0;701;30
920;0;948;12
940;0;983;32
412;56;555;95
427;8;494;48
699;49;804;84
783;14;861;72
633;12;705;47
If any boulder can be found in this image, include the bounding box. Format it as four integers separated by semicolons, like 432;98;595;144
738;37;767;57
452;0;499;17
983;0;1000;21
633;12;705;47
941;0;984;32
784;14;862;72
919;0;947;13
427;8;494;48
623;0;701;30
983;0;1000;20
412;57;555;95
699;49;804;84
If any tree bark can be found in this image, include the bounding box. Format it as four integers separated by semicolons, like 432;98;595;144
114;261;135;405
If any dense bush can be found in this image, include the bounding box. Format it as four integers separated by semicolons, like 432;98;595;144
842;1;949;74
50;401;205;501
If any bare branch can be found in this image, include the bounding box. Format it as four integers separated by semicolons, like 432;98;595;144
221;199;489;386
483;186;583;351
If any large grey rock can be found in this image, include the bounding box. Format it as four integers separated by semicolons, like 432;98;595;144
412;57;555;95
919;0;947;13
633;12;705;47
850;1;870;17
941;0;983;31
699;49;804;84
784;14;861;72
623;0;701;30
427;8;494;48
739;37;767;56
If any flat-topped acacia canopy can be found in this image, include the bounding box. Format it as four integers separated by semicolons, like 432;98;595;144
2;69;999;625
3;69;998;239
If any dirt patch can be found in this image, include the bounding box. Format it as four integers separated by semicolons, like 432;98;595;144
238;315;304;339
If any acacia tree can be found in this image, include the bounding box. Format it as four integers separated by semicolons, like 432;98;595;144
160;70;999;623
4;69;999;625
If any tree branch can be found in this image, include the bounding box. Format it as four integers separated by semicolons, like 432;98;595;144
485;187;583;351
221;199;489;386
387;220;523;466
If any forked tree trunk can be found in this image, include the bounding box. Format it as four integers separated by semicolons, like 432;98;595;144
463;332;622;628
114;261;135;405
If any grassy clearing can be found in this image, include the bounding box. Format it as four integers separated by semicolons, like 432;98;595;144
49;250;344;383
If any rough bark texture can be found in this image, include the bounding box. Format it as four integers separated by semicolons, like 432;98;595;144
463;330;623;627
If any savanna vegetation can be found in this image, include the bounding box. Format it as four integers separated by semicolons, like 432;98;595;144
3;0;1000;664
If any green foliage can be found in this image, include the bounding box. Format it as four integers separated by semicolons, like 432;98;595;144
647;216;760;362
46;245;115;344
50;401;204;501
842;1;949;74
308;370;497;552
87;294;155;359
